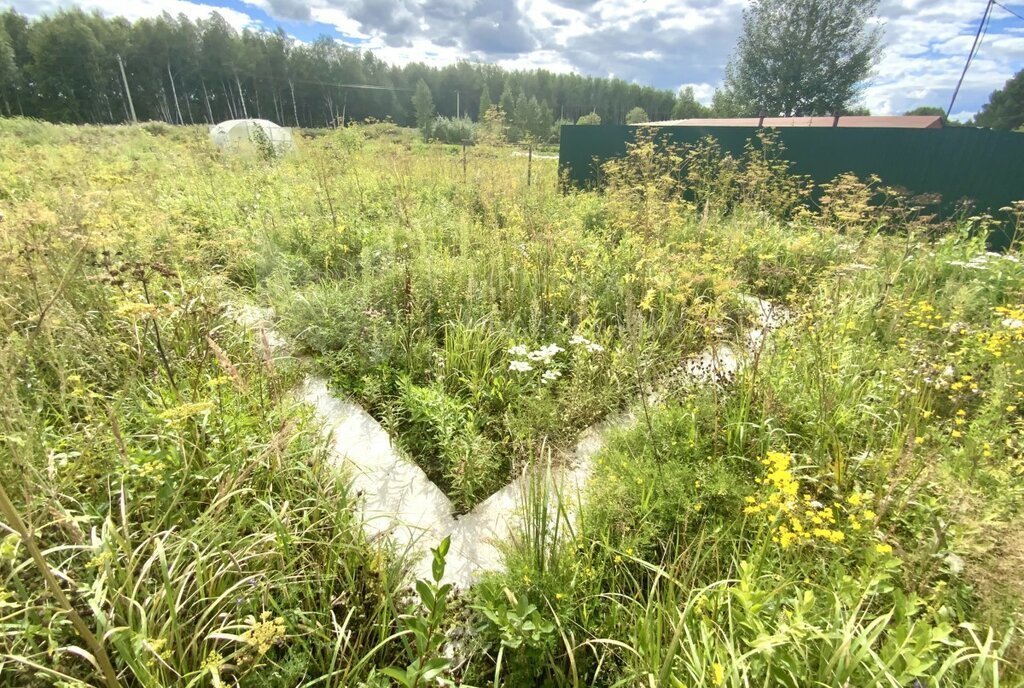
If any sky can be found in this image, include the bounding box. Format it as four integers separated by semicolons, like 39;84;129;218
7;0;1024;120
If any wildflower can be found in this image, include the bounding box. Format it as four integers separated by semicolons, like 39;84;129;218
202;650;224;670
951;430;963;438
509;360;533;373
241;611;286;655
527;343;564;362
713;662;725;685
875;543;893;555
541;369;562;384
507;344;528;357
0;534;18;561
569;334;590;346
914;436;924;445
158;401;213;423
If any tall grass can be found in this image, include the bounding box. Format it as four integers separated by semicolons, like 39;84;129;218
0;118;1021;686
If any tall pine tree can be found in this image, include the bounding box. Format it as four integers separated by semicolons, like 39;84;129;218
477;84;491;121
412;78;434;134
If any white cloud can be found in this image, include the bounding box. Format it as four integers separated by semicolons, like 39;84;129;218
12;0;1023;116
678;82;717;105
17;0;257;31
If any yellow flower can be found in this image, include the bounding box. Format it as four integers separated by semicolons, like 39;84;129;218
241;611;286;655
951;430;962;438
914;436;924;445
875;543;893;555
713;662;725;685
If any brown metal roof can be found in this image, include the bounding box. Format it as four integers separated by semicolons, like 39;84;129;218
639;115;943;129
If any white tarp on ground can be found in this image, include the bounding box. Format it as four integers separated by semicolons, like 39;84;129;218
209;119;294;152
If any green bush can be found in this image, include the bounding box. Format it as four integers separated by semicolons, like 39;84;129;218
426;116;476;144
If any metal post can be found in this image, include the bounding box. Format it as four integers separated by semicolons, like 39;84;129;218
117;54;137;124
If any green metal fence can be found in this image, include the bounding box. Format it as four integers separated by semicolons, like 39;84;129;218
559;124;1024;248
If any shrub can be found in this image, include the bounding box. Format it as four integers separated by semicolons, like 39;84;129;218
625;106;649;124
426;116;476;144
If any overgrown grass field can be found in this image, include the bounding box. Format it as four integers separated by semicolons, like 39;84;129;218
1;118;1022;686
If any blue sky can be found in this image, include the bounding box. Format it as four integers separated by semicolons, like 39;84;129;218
10;0;1024;119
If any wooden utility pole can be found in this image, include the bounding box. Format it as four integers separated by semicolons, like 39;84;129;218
117;54;137;124
462;139;468;182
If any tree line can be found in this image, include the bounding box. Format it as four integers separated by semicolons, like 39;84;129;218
0;8;689;129
1;3;1018;133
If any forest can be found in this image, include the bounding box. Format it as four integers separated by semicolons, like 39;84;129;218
0;8;693;129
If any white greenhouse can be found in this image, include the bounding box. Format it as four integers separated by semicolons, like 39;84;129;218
209;119;295;153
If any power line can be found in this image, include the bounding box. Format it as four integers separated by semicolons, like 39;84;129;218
947;0;994;117
993;0;1024;21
